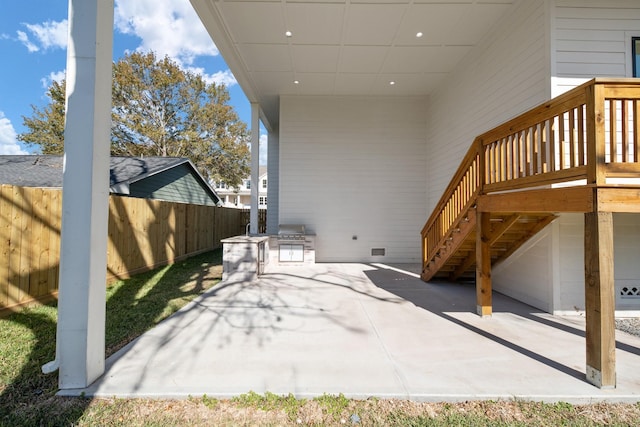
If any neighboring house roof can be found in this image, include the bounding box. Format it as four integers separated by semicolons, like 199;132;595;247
0;155;221;206
0;155;64;187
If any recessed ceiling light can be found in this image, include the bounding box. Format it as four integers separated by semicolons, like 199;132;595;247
416;32;423;38
389;81;396;85
285;31;292;37
294;80;299;84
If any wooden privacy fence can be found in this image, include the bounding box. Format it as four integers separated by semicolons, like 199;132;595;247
0;184;246;313
240;208;267;234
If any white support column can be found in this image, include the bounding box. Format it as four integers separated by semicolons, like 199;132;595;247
54;0;114;389
250;103;260;234
266;130;279;235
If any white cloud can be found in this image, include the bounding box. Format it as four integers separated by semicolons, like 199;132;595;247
114;0;217;66
187;67;237;87
17;30;39;52
260;134;268;165
248;134;268;165
0;112;28;155
18;20;68;52
41;70;66;89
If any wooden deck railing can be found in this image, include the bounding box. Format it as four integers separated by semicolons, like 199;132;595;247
421;141;481;268
422;78;640;275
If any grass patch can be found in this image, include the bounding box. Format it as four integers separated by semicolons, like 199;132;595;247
104;249;222;354
233;391;306;420
313;393;350;418
0;249;222;426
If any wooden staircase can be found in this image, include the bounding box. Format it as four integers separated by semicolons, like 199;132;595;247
419;78;640;389
423;209;556;281
421;78;640;287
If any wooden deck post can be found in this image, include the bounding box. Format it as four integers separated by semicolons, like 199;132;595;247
584;211;616;388
476;211;492;317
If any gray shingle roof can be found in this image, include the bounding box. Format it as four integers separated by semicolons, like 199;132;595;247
0;156;218;204
108;156;189;188
0;155;64;187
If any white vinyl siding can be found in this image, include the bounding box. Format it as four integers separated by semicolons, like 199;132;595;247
492;225;555;313
543;213;640;314
279;96;427;262
425;0;549;211
554;0;640;80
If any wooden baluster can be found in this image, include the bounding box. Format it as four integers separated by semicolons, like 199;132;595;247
549;118;556;172
505;136;511;180
541;121;548;173
610;99;617;163
569;108;576;167
524;128;531;176
500;138;507;182
559;112;566;169
622;99;628;163
517;130;523;177
579;104;585;166
532;124;539;175
487;145;495;184
634;100;640;163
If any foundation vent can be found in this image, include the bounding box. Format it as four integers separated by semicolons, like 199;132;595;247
621;286;640;298
371;248;385;256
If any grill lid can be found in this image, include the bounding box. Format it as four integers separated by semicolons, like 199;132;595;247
278;224;305;235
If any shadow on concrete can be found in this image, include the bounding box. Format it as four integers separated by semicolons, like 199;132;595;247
363;265;590;382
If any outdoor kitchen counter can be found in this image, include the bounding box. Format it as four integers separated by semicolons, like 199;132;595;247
220;235;269;283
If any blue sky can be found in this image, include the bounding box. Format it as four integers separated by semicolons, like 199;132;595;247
0;0;265;161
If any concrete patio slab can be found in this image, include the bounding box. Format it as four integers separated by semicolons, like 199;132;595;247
61;263;640;403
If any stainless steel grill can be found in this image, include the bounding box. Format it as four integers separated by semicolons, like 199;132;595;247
277;224;306;241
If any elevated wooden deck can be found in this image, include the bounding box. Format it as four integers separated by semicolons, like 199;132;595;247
421;78;640;388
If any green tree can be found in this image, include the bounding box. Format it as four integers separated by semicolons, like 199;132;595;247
18;80;66;154
20;52;250;187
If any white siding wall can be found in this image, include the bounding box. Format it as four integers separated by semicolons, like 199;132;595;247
425;0;552;308
544;213;640;315
426;0;550;211
279;96;427;262
614;214;640;313
554;0;640;87
492;225;555;312
550;0;640;314
554;214;585;314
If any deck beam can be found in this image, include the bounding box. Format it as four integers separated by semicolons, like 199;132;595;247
478;186;593;213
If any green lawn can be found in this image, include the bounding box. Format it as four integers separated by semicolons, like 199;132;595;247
1;248;639;426
0;249;222;426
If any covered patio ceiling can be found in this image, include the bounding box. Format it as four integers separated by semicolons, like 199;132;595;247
190;0;515;130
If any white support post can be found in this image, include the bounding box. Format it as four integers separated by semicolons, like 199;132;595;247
266;130;279;235
54;0;114;389
250;103;260;234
